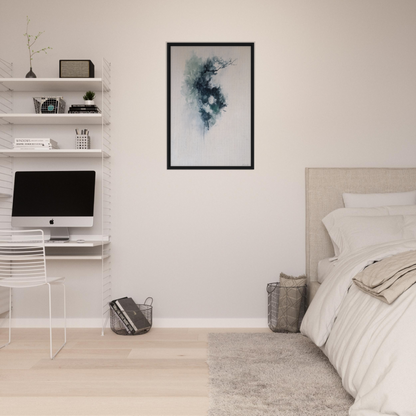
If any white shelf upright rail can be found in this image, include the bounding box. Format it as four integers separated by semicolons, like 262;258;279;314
0;58;13;315
101;58;112;334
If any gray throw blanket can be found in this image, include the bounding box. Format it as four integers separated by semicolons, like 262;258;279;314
353;250;416;304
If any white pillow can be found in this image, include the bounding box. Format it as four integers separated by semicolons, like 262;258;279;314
343;190;416;208
322;205;416;256
324;215;416;258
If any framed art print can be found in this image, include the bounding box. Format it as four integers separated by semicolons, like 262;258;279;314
167;43;254;169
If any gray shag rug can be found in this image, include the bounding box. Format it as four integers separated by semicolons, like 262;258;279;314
207;333;354;416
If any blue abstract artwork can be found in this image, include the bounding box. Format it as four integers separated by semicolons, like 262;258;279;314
182;54;235;132
168;43;254;169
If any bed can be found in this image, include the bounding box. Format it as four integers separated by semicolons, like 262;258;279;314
301;168;416;416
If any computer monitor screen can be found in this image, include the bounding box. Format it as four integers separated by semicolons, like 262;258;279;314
12;171;96;230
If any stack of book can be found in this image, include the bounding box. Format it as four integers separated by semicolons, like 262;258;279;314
14;138;59;150
110;297;151;335
68;104;101;114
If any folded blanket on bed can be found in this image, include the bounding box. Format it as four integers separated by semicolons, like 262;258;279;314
353;249;416;304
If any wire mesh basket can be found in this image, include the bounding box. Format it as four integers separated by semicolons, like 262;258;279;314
110;297;153;336
33;96;66;114
267;282;307;333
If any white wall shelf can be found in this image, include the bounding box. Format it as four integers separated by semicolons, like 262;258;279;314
3;240;110;248
0;78;109;92
0;114;104;125
44;240;110;248
0;149;110;158
46;254;110;261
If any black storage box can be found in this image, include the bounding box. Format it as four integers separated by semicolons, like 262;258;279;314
59;60;95;78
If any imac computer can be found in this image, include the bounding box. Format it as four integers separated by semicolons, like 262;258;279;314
11;171;96;241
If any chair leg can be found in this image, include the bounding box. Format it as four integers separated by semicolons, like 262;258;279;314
62;283;67;344
47;283;67;360
0;288;12;349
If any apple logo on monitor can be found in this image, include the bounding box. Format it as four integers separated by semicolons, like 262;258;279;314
49;219;54;225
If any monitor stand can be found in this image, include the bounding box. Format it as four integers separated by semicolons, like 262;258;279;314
50;228;70;241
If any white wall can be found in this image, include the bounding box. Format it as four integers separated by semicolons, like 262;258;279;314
1;0;416;326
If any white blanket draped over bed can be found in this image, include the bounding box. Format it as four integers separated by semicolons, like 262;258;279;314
301;239;416;416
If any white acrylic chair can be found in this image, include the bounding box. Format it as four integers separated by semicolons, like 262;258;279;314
0;229;66;359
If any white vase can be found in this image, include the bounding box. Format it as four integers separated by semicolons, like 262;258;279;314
84;100;94;105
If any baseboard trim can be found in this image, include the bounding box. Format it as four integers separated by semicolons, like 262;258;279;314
0;318;104;328
152;318;268;328
0;318;268;329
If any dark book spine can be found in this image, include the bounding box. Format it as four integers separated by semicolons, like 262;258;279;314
110;302;134;334
115;300;139;333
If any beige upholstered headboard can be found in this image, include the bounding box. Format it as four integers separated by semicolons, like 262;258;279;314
305;168;416;283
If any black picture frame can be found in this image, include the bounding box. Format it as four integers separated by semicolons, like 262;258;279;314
167;42;254;170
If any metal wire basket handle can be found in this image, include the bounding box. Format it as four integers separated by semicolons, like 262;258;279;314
267;282;279;294
144;297;153;306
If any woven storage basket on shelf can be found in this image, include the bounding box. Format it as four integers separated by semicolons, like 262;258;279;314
33;96;66;114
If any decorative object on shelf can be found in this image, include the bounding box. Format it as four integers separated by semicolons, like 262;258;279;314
83;91;95;105
75;129;90;149
59;60;95;78
33;96;66;114
25;68;36;79
14;138;58;150
167;42;254;170
23;16;52;78
68;104;101;114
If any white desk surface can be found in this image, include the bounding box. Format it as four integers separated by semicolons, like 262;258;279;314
44;240;109;247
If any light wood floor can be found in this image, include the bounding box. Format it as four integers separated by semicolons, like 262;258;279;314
0;327;268;416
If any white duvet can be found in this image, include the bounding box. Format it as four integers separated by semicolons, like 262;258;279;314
301;239;416;416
